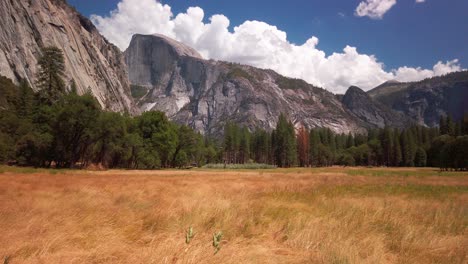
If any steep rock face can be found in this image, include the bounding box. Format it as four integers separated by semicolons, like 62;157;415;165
126;34;364;134
368;71;468;126
0;0;136;113
342;86;413;128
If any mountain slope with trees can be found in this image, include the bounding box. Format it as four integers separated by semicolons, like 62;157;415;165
0;0;136;113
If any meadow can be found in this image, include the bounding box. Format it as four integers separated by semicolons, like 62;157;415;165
0;167;466;263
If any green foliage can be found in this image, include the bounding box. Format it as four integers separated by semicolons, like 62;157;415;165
52;93;101;167
273;114;297;167
212;231;223;254
185;226;195;244
174;151;188;168
276;76;310;91
414;147;427;167
0;76;20;110
137;111;177;167
337;153;355;166
36;46;66;103
439;136;468;171
227;67;254;82
70;79;78;94
0;132;13;163
130;85;147;99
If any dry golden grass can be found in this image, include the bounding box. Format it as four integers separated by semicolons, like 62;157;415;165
0;167;467;263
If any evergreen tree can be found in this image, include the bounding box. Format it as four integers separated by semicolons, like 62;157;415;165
70;79;78;94
36;46;66;103
296;126;309;167
439;116;447;135
309;129;320;166
414;147;427;167
463;113;468;135
16;79;34;118
274;114;297;167
446;116;455;136
239;127;250;163
381;127;394;166
346;133;355;148
393;130;402;166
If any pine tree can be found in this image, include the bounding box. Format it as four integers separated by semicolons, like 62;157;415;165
274;114;297;167
402;130;416;167
309;129;320;166
36;46;66;103
70;79;78;94
239;127;250;163
393;129;402;166
463;113;468;135
446;116;455;136
439;116;447;135
414;147;427;167
381;127;394;166
296;126;310;167
16;79;34;118
346;133;355;148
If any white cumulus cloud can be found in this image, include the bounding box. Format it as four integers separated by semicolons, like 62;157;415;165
355;0;397;19
90;0;463;94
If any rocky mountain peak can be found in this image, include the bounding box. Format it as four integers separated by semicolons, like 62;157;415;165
129;34;203;60
343;85;413;128
344;86;367;98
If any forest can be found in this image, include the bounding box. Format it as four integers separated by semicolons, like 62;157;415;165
0;47;467;170
223;114;468;170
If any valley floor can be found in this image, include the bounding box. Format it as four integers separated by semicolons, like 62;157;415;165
0;167;467;263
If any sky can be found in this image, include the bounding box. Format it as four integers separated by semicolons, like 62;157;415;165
68;0;468;94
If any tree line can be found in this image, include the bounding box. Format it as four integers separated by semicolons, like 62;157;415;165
222;114;468;170
0;46;466;170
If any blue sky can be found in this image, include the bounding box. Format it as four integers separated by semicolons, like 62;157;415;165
68;0;467;92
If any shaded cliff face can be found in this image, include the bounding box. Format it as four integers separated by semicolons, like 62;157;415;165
125;34;364;134
0;0;137;113
368;71;468;126
342;86;414;128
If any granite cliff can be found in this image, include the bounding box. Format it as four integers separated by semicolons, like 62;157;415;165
125;34;365;134
368;72;468;126
0;0;136;113
342;86;414;128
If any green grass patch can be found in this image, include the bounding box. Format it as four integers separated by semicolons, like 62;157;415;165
269;184;468;202
130;85;148;99
0;165;75;175
345;168;465;178
202;163;277;170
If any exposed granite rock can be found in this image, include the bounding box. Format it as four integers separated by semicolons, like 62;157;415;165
125;34;365;135
0;0;137;114
368;71;468;126
343;86;414;128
